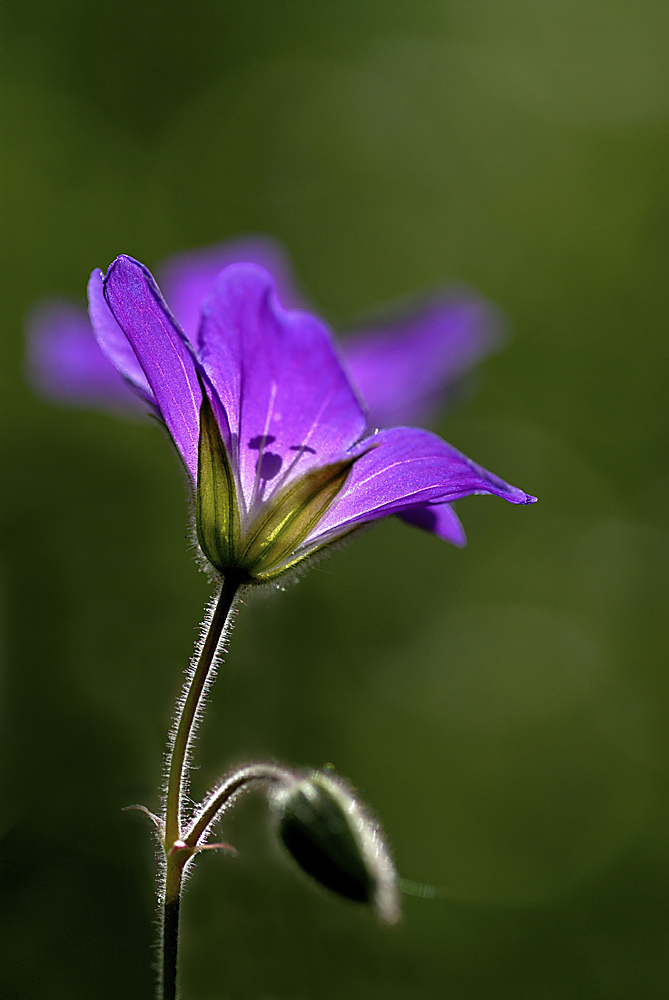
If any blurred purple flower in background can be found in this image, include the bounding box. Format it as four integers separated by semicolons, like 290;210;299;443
27;237;499;429
27;239;533;558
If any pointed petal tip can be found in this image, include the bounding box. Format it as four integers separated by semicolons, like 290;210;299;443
102;254;148;286
102;254;124;280
498;488;537;506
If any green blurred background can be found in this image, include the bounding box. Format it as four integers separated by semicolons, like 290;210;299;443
1;1;668;997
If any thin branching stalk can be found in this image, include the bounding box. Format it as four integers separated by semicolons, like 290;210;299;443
160;573;242;1000
184;763;294;848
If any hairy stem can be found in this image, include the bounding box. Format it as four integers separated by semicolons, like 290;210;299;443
160;573;241;1000
161;896;181;1000
185;763;294;848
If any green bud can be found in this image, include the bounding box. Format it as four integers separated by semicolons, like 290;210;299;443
273;771;400;924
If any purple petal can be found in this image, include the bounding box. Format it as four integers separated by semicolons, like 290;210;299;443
88;270;155;405
197;264;367;512
342;296;500;428
398;502;467;547
26;301;147;414
158;236;303;343
103;255;204;480
305;426;536;545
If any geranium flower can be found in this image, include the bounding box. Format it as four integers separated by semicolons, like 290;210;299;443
28;238;499;431
28;238;510;548
88;254;534;584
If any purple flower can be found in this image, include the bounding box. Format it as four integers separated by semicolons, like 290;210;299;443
28;238;513;548
89;254;534;583
28;238;498;429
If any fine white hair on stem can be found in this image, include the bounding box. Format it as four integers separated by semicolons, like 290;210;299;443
160;582;242;830
185;762;297;848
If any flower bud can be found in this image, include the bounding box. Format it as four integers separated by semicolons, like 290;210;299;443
273;771;400;924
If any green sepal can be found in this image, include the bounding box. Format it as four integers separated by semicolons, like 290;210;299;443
195;389;239;573
196;378;372;582
241;458;356;580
